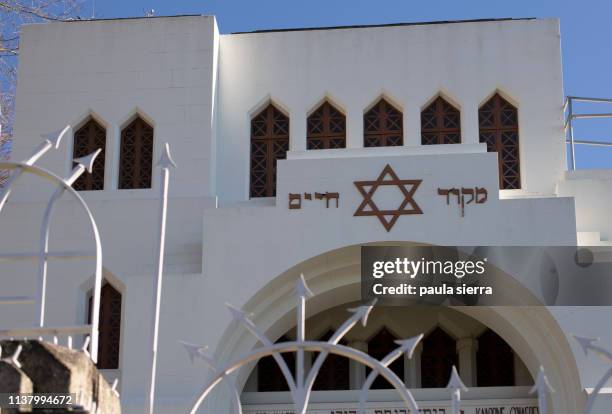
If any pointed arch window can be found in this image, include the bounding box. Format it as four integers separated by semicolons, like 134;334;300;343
479;93;521;189
312;330;349;390
421;327;457;388
73;117;106;191
119;116;154;189
477;329;515;386
307;101;346;150
257;335;295;392
363;98;403;147
367;327;404;389
421;97;461;145
250;103;289;198
87;281;122;369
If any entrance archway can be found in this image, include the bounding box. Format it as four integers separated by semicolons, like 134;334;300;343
213;244;584;413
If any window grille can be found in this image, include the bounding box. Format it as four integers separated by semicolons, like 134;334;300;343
421;97;461;145
250;104;290;198
479;94;521;189
119;117;154;189
307;101;346;150
364;99;403;147
73;118;106;191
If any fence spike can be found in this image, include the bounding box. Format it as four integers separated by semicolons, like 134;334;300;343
530;366;554;414
82;336;91;356
111;378;120;397
179;340;208;364
11;344;23;368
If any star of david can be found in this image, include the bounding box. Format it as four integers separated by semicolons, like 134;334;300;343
353;164;423;232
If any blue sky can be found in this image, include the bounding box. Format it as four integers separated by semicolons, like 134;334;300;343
81;0;612;169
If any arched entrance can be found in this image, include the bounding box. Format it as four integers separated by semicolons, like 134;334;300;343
212;244;584;413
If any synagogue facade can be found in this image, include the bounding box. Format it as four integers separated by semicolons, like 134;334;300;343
1;15;612;413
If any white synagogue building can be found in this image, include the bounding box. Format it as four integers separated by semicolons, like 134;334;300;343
2;15;612;414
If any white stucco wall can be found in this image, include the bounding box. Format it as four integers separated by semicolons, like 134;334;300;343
217;18;566;202
557;169;612;242
11;15;219;199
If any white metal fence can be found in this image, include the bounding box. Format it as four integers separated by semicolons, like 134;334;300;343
0;126;103;363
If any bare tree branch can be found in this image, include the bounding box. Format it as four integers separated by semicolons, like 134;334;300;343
0;0;83;183
0;0;82;21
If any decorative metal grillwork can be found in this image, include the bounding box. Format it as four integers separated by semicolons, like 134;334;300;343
477;329;515;387
178;274;562;414
0;134;177;414
307;101;346;150
119;116;154;189
184;276;424;414
250;103;290;198
421;97;461;145
88;282;122;369
421;327;458;388
312;330;349;391
258;335;295;392
574;335;612;414
364;99;403;147
73;118;106;191
0;126;104;364
368;327;404;389
479;94;521;189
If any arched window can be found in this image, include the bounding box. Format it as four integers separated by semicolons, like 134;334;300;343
250;103;289;198
257;335;295;392
73;117;106;191
307;101;346;150
477;329;515;387
479;93;521;189
118;116;154;189
363;98;403;147
367;327;404;389
421;97;461;145
312;330;349;390
87;281;122;369
421;327;457;388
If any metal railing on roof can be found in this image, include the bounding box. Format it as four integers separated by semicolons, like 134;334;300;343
564;96;612;170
